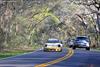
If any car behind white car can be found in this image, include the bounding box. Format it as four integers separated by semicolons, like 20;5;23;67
67;39;74;48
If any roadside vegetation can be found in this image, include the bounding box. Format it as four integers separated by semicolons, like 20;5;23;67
0;45;42;59
0;50;33;59
0;0;100;58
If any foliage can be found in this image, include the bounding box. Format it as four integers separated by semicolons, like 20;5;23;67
33;7;60;23
0;0;100;52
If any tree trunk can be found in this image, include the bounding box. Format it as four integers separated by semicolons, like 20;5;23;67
96;13;100;47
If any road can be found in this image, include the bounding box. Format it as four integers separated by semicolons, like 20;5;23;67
0;48;100;67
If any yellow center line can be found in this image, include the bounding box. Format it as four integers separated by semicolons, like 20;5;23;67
34;48;74;67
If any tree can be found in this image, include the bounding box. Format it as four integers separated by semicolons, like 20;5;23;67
74;0;100;47
0;27;5;51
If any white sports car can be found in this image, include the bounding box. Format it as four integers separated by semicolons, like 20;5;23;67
43;38;63;52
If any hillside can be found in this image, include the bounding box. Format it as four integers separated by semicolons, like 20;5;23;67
0;0;100;51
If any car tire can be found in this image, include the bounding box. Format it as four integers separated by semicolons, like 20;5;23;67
59;49;62;52
43;50;46;52
69;45;72;48
72;46;76;50
43;49;48;52
86;47;90;50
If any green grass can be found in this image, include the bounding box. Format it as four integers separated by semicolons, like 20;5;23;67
95;48;100;50
0;45;42;59
0;50;34;59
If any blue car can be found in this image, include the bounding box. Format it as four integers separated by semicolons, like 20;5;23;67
73;36;90;50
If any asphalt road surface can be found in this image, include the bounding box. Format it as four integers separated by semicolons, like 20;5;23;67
0;48;100;67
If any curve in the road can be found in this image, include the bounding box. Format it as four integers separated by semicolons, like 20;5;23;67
34;48;74;67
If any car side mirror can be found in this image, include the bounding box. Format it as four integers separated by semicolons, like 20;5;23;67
61;41;63;44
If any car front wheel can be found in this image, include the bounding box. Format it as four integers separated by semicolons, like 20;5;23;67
72;46;76;50
86;47;90;50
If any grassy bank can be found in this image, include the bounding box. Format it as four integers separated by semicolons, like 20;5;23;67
95;48;100;50
0;45;42;59
0;50;34;59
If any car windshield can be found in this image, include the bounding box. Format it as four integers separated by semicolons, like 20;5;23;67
76;37;89;41
47;40;60;43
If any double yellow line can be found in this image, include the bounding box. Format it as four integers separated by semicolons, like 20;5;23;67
34;48;74;67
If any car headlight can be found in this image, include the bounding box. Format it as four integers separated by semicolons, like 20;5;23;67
86;43;89;47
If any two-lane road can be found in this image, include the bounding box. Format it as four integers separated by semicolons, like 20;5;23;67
51;49;100;67
0;48;100;67
0;48;70;67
